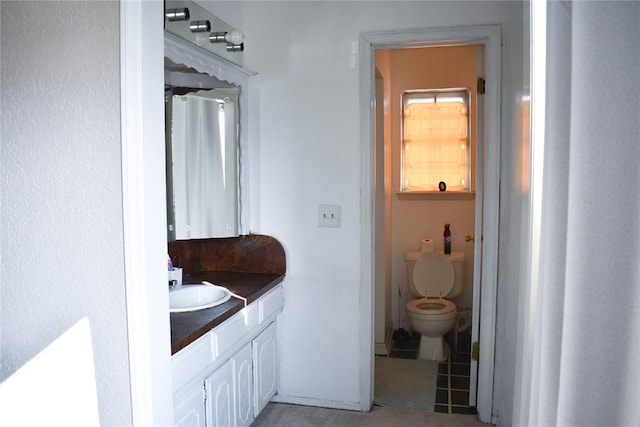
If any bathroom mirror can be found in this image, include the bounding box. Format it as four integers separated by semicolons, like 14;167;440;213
165;81;239;239
164;32;252;240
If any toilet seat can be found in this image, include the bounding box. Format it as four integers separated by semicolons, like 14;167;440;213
406;298;456;315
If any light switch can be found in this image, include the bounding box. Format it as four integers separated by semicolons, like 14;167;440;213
318;204;341;227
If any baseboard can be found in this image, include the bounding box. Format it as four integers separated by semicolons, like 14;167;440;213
385;321;394;352
374;321;395;355
374;342;387;355
270;394;362;412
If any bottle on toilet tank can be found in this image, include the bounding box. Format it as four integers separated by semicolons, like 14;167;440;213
444;224;451;254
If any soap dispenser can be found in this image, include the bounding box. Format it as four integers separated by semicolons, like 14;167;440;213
168;255;175;287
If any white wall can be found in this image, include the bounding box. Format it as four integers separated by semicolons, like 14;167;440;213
213;0;527;417
0;2;132;425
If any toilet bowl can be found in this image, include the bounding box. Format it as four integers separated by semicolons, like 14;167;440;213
405;250;464;361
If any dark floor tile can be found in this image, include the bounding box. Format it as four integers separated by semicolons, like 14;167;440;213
434;404;449;413
435;388;449;404
450;362;470;376
389;349;417;359
451;390;470;406
436;373;470;391
437;374;448;388
449;375;470;391
392;330;420;350
451;405;478;415
453;332;472;352
393;340;418;350
457;339;472;353
451;352;471;363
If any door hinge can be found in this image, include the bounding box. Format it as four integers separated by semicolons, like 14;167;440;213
477;78;486;95
472;341;480;361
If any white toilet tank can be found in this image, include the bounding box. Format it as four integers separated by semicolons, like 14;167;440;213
405;250;465;299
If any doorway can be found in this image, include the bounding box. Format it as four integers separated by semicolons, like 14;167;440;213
373;43;481;415
359;26;501;424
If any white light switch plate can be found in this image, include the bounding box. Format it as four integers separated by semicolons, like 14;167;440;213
318;204;341;227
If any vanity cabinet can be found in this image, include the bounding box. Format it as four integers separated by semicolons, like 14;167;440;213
172;284;283;426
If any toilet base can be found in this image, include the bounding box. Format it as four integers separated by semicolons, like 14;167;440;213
417;335;449;362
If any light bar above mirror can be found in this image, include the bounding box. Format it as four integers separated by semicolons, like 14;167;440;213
164;0;244;67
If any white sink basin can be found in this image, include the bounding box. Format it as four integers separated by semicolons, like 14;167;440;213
169;282;232;313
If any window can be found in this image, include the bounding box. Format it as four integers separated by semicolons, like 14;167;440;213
401;89;471;192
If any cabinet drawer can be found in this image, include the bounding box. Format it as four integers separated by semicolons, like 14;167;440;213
259;285;284;323
172;332;215;394
212;302;259;359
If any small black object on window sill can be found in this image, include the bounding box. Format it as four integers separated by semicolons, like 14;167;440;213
438;181;447;192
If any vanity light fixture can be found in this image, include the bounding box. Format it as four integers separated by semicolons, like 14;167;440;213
165;7;190;22
189;20;211;33
209;29;244;52
165;5;245;53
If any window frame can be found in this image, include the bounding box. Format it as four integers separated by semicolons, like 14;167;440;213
400;88;472;194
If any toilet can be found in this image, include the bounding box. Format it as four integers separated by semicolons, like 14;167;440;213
405;250;465;361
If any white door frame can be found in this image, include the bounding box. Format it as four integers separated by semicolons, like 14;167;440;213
359;25;501;423
121;1;174;424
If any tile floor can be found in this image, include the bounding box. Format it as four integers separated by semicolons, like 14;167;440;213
389;328;477;415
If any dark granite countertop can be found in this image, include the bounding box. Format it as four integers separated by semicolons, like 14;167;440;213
170;271;285;354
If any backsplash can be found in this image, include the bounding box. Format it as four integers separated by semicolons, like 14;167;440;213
168;234;286;275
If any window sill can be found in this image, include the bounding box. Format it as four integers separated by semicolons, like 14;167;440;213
396;191;475;201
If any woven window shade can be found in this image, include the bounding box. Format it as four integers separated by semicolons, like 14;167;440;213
403;100;468;191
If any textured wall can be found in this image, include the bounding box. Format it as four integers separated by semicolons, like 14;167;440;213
0;2;132;425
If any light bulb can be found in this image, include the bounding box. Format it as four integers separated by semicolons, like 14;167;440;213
225;29;244;45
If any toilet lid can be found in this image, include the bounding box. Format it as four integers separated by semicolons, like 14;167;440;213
412;251;454;297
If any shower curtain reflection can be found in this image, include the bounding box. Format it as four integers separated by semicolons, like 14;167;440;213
168;88;238;239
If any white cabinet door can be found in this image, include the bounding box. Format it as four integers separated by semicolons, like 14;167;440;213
174;383;205;427
253;322;278;416
233;344;254;427
205;343;254;427
205;360;235;427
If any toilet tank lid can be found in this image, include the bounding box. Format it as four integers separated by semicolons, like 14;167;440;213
412;252;455;297
406;250;464;262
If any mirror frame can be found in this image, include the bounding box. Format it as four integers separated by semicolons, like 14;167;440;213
165;32;254;236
